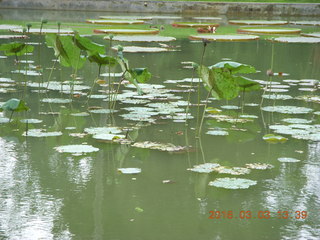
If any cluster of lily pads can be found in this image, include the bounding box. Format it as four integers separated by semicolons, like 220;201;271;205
0;16;319;191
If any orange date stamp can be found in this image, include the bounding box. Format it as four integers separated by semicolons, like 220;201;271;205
208;210;307;220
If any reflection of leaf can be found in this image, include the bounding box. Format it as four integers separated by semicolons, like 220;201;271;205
0;98;29;112
0;42;34;56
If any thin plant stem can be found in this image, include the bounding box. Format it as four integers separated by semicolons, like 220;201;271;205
198;88;212;136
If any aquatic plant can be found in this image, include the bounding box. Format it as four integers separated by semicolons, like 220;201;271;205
0;98;29;120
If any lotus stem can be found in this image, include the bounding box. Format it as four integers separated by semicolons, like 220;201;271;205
198;87;212;137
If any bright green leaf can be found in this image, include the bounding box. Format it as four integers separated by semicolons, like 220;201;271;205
0;98;29;112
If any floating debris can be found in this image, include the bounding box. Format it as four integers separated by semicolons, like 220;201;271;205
245;163;274;170
187;163;221;173
132;141;188;152
208;178;257;189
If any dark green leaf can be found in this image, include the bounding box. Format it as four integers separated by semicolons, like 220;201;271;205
88;52;117;66
0;42;34;56
129;68;152;83
74;33;105;54
235;76;261;92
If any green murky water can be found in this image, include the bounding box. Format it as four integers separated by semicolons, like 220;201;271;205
0;9;320;240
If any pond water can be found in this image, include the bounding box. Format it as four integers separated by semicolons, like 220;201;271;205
0;9;320;240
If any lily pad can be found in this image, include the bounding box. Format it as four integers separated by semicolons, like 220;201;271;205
213;166;251;175
132;141;187;152
261;106;313;114
263;134;288;143
245;163;274;170
93;133;125;141
229;20;288;25
189;34;259;42
238;27;301;35
272;37;320;43
187;163;221;173
278;157;301;163
0;24;22;30
23;129;62;137
41;98;72;104
282;118;312;124
301;32;320;38
112;46;175;53
118;168;141;174
94;29;159;35
172;22;219;28
208;178;257;189
11;28;74;34
55;144;99;153
206;130;229;136
86;19;144;25
0;35;28;39
99;16;152;20
84;127;122;135
104;35;176;42
0;117;11;123
290;21;320;26
20;118;43;124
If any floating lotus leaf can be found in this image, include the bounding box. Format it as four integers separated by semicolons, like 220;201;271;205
11;28;74;34
261;106;313;114
0;24;22;30
0;78;14;83
94;29;159;35
206;130;229;136
214;166;251;175
206;107;222;114
0;35;28;39
104;35;176;42
290;21;320;26
86;19;144;25
71;112;90;117
245;163;274;170
272;37;320;43
263;134;288;143
84;127;122;135
172;22;219;28
99;16;152;20
238;27;301;34
262;94;293;100
207;114;253;123
296;95;320;103
220;105;241;110
120;113;156;123
23;129;62;137
208;178;257;189
193;17;222;20
89;109;118;114
11;70;41;76
189;34;259;42
132;141;187;152
239;114;259;119
112;46;175;53
93;133;125;141
281;118;312;124
55;144;99;154
229;20;288;25
20;119;43;124
100;72;123;77
41;98;72;104
187;163;221;173
0;117;10;123
301;32;320;38
278;157;301;163
118;168;141;174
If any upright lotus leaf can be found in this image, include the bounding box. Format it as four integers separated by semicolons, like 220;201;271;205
197;65;219;99
45;34;86;69
88;52;117;66
74;33;105;54
0;98;29;112
235;76;261;92
0;42;34;56
128;68;152;83
212;61;256;74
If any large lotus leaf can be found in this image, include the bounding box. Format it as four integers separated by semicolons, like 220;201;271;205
129;68;152;83
235;76;261;92
88;52;117;66
212;68;240;100
211;61;256;74
0;98;29;112
0;42;34;56
74;33;105;54
197;65;220;99
45;34;85;69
